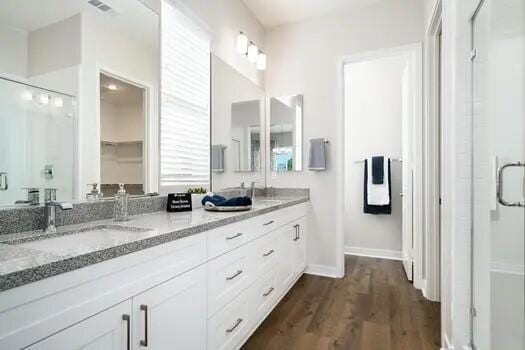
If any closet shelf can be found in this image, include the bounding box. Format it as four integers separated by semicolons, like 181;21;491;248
101;140;143;146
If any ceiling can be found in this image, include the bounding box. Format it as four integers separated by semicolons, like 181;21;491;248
100;73;144;106
242;0;381;28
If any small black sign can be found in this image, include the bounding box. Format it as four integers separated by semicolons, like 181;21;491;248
167;193;192;212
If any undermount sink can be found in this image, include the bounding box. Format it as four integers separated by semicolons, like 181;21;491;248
9;225;155;257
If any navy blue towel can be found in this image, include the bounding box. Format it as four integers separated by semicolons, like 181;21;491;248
371;156;384;184
364;159;392;215
202;195;252;207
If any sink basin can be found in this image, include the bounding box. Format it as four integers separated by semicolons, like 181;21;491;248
10;225;155;257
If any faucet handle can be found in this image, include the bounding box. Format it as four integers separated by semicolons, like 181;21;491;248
44;188;57;202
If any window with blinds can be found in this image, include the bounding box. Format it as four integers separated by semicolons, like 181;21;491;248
160;0;210;190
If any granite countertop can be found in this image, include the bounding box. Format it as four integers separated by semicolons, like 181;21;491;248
0;196;308;292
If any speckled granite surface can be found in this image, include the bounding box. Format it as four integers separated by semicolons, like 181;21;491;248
0;194;309;292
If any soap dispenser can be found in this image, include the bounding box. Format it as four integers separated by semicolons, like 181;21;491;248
114;183;129;221
86;183;103;201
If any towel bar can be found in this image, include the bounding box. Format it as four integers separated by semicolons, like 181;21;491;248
353;157;402;164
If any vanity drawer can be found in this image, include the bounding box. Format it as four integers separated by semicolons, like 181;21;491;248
207;220;256;259
254;229;282;275
207;241;256;317
252;265;280;322
207;288;254;350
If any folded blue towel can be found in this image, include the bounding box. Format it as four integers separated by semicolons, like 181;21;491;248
372;156;384;184
202;195;252;207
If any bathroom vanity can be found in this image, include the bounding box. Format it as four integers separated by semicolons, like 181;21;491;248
0;195;308;349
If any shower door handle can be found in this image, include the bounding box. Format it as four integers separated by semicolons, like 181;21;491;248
496;161;525;207
0;172;7;191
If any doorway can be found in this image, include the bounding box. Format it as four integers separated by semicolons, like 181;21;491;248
99;72;146;197
342;44;424;289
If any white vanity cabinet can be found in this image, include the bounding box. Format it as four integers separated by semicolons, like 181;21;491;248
0;202;308;350
25;301;132;350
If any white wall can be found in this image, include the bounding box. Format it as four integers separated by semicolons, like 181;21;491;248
0;24;27;78
265;0;425;275
181;0;265;88
343;55;407;256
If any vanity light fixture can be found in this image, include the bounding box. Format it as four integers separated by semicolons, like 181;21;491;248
247;42;258;62
54;97;64;108
236;32;248;54
22;91;33;101
107;84;118;91
256;51;266;71
39;94;50;105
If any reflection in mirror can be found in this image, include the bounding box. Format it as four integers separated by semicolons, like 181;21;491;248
100;73;145;197
231;100;261;172
211;55;264;191
269;95;303;172
0;0;159;207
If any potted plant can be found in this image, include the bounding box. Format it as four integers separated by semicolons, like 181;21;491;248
187;187;208;209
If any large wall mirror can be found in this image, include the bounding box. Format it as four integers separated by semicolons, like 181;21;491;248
211;55;264;191
0;0;159;206
269;95;303;172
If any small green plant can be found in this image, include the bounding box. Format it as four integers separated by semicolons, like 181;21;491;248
187;187;207;194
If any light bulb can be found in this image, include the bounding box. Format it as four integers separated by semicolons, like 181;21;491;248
22;91;33;101
39;94;50;105
247;43;258;62
54;97;64;108
256;52;266;70
107;84;117;90
236;32;248;54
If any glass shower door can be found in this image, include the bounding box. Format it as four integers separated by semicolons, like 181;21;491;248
471;0;525;349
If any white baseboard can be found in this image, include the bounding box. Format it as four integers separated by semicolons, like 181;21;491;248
344;246;403;261
304;264;342;278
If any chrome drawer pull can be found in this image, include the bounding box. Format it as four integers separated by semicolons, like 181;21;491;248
263;287;275;297
140;305;149;347
263;220;274;226
122;314;130;350
226;318;243;333
226;232;243;240
226;269;243;281
263;249;275;257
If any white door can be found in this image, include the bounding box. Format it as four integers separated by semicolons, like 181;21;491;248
472;0;525;349
26;301;132;350
401;63;414;281
292;217;307;276
132;265;207;350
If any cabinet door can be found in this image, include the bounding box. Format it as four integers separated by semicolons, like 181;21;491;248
277;225;294;289
132;265;207;350
26;301;132;350
292;217;307;276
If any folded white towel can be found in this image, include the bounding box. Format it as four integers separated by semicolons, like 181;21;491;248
367;158;390;205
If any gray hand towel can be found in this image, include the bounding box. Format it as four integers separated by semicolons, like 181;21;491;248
211;145;226;172
308;138;327;171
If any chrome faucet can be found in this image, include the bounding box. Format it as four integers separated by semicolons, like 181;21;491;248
250;181;263;200
44;189;73;233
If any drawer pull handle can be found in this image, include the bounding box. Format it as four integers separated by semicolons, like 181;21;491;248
263;287;275;297
263;249;275;257
140;304;149;347
263;220;275;226
226;318;243;333
226;232;243;240
226;269;243;281
122;314;131;350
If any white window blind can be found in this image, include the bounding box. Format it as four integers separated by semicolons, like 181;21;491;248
160;0;210;189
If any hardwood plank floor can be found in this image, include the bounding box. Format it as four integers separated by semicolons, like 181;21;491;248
243;255;440;350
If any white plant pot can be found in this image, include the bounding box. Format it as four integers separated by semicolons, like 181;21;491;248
191;194;206;209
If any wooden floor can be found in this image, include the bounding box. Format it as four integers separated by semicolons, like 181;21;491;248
243;255;440;350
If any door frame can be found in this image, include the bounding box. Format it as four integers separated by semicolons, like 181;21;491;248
423;0;443;302
95;66;152;194
338;43;424;286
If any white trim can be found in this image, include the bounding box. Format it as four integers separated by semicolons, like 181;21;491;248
423;0;443;303
304;264;342;278
344;246;403;261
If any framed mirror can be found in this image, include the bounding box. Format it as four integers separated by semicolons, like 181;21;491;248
269;94;303;172
211;55;264;191
0;0;159;206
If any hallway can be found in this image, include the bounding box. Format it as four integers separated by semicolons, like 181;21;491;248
244;256;440;350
